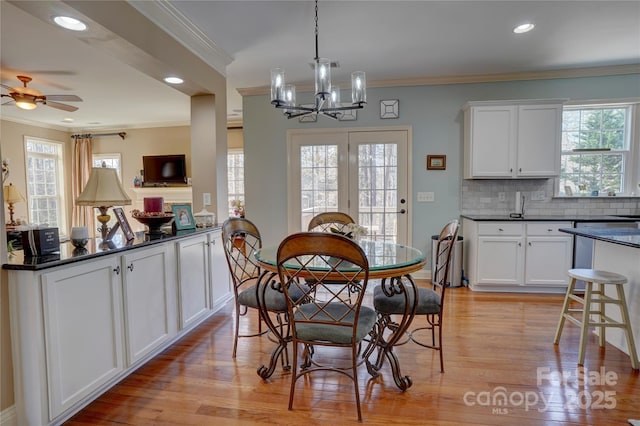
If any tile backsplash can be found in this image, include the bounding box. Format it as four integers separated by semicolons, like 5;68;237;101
461;179;639;216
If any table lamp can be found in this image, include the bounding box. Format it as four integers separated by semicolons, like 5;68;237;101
76;167;131;240
3;183;25;226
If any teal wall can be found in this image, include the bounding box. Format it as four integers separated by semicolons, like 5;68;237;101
243;74;640;261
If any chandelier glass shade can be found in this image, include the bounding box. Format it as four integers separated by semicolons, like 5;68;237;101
270;1;366;120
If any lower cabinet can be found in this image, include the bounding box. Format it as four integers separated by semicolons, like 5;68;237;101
464;219;573;292
176;234;211;329
208;229;231;309
121;244;176;365
41;256;125;420
8;228;229;425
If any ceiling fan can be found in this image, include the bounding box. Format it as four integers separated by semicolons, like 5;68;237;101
1;75;82;112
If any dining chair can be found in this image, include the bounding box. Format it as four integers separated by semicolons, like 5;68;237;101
222;217;302;361
276;232;376;422
371;219;459;373
307;211;355;233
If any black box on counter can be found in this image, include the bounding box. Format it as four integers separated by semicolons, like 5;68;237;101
21;227;60;256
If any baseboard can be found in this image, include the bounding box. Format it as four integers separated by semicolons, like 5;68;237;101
0;405;17;426
413;269;429;280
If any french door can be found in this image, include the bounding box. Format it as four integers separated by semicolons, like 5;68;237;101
287;128;410;245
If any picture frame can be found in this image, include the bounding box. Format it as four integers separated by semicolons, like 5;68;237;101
427;155;446;170
171;204;196;231
108;207;135;241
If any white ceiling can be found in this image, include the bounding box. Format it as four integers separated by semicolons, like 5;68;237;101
1;1;639;131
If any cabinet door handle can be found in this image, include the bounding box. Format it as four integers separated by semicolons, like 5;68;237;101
528;242;532;246
498;228;504;232
127;263;134;272
547;229;553;232
113;265;120;275
509;168;513;173
519;168;522;172
518;242;522;247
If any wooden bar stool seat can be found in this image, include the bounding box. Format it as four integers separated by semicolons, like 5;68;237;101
554;268;639;370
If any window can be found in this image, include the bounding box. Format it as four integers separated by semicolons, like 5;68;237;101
92;153;121;177
24;137;67;235
558;103;638;196
227;150;244;216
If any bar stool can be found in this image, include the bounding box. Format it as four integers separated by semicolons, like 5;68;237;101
554;269;639;370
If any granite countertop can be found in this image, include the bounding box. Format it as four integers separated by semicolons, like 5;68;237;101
558;228;640;249
3;226;221;271
461;214;640;222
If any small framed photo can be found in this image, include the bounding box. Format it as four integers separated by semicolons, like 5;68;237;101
171;204;196;231
111;207;135;241
427;155;446;170
564;186;573;197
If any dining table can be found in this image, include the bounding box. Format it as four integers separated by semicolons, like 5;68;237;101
254;238;426;390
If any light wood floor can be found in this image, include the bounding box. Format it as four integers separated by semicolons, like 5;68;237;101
65;283;639;425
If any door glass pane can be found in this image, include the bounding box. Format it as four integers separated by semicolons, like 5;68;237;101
358;143;398;243
300;145;339;230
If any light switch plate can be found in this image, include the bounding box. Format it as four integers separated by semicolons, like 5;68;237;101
203;192;211;206
417;192;435;202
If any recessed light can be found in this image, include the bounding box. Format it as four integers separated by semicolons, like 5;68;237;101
62;118;74;123
164;77;184;84
513;23;535;34
53;16;87;31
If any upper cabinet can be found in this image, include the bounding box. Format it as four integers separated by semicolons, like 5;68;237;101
463;100;565;179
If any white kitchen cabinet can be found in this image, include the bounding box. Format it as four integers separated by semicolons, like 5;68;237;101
8;228;227;425
474;222;525;286
176;234;211;329
207;230;231;309
463;219;573;292
524;223;573;286
41;256;125;420
463;100;564;179
121;244;176;366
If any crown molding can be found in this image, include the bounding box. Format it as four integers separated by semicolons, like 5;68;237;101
237;64;640;97
129;0;233;77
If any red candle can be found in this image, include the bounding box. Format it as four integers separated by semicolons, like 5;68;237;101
144;197;164;213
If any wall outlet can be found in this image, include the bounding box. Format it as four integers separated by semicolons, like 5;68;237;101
417;192;435;202
531;191;545;201
498;192;506;201
203;192;211;206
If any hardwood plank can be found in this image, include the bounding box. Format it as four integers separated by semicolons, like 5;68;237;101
65;284;640;425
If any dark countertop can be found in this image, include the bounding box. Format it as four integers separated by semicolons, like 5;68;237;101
461;214;640;222
3;226;221;271
559;228;640;249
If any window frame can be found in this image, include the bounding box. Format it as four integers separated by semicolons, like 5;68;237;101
556;100;639;197
227;148;244;216
23;136;68;235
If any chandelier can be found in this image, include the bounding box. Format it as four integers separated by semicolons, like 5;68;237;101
270;0;366;120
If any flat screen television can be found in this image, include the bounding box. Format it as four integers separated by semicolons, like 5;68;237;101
142;154;187;186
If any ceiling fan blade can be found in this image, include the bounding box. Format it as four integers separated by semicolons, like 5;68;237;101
1;99;15;106
1;83;12;90
46;94;83;102
45;100;78;112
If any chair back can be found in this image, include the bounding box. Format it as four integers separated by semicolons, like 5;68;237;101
432;220;460;307
307;211;355;233
276;232;370;345
222;217;263;297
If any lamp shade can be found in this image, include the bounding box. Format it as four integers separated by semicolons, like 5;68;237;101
3;183;25;204
76;167;131;206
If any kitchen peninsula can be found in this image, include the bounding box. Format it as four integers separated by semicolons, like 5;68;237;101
3;228;231;426
558;227;640;359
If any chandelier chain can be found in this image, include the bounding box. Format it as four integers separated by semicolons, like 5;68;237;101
314;0;319;61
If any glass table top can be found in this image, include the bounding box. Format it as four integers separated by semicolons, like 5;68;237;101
255;239;425;273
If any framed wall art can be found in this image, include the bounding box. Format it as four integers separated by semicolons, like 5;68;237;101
427;155;446;170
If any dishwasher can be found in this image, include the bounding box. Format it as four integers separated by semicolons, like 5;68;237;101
573;221;639;288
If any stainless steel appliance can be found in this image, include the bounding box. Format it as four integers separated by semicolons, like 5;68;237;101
573;221;639;288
